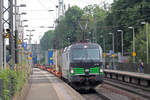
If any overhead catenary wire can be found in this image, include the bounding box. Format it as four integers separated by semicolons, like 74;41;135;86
35;0;56;23
37;0;49;9
64;0;112;8
23;0;114;43
48;0;58;6
22;9;53;12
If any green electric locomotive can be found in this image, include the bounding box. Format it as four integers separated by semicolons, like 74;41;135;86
61;42;104;90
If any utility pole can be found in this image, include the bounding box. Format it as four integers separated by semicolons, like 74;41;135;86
2;0;17;69
0;0;4;69
58;0;64;17
14;0;19;64
9;0;15;69
3;0;14;69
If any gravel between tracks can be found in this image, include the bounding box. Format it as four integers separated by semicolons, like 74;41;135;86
81;83;148;100
95;84;147;100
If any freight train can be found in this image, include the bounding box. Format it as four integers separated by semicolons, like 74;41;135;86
45;42;104;90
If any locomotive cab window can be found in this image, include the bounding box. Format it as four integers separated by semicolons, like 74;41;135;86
71;48;100;60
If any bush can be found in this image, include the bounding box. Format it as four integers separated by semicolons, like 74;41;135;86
0;65;30;100
0;69;10;100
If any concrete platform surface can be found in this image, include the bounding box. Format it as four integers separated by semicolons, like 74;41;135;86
24;68;84;100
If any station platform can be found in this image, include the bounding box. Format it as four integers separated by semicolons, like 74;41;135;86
104;69;150;86
104;69;150;80
24;68;84;100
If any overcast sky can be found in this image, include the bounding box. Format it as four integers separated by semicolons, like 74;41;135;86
18;0;113;43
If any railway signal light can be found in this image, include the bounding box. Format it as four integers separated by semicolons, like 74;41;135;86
5;33;9;38
103;53;106;58
132;51;136;57
4;29;11;38
112;54;116;57
18;39;22;44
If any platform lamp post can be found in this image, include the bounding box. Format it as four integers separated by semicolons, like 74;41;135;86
141;22;149;64
128;27;136;63
100;35;106;53
117;30;124;56
108;32;114;53
100;35;106;68
108;32;115;69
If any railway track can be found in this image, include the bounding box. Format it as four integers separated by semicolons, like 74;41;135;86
40;67;150;100
61;74;149;100
104;78;150;100
79;89;110;100
60;75;110;100
79;78;150;100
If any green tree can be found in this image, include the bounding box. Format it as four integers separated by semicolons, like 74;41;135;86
105;0;150;60
40;1;150;63
135;24;150;63
55;6;84;48
40;30;55;51
83;4;108;49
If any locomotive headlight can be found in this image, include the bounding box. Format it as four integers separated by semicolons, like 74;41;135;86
85;69;89;72
100;69;103;73
70;69;74;74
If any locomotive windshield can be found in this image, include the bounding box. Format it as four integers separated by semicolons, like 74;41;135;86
72;48;100;60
